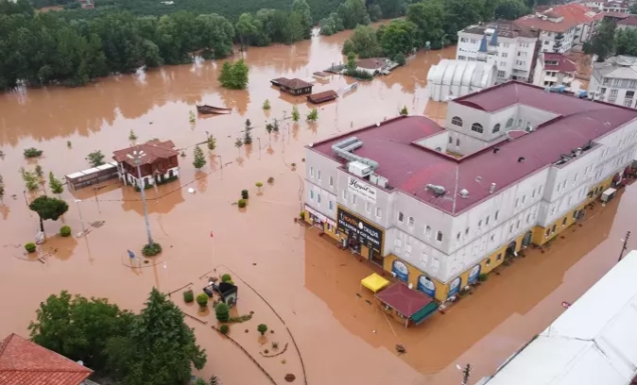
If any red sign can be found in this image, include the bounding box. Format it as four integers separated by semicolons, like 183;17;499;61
561;301;571;309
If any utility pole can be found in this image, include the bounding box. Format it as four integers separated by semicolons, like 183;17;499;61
618;231;630;262
127;148;154;246
461;363;471;385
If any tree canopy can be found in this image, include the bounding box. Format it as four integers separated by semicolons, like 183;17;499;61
29;289;207;385
218;59;249;89
585;19;616;62
615;28;637;57
29;195;69;232
342;24;381;58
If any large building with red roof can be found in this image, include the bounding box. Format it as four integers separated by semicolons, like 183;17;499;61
516;4;597;54
304;81;637;302
0;333;93;385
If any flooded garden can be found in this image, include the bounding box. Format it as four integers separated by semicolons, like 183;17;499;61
0;27;635;385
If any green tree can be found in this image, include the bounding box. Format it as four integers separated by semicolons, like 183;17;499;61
29;195;69;232
87;150;105;167
108;288;207;385
257;323;268;335
586;19;616;62
630;3;637;14
218;59;249;89
244;129;253;145
292;105;300;122
20;168;39;192
346;51;357;71
368;4;382;21
215;302;230;322
28;291;135;372
234;138;244;154
307;108;318;121
343;24;381;58
400;106;408;115
394;52;406;66
291;0;313;39
615;28;637;56
236;13;259;47
380;19;418;59
48;172;64;194
337;0;370;29
207;135;217;151
319;13;344;36
193;145;206;169
263;99;271;110
493;0;530;20
218;62;233;87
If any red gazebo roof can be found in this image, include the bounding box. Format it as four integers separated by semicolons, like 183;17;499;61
376;283;433;318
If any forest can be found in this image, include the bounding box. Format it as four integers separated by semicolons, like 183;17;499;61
0;0;552;91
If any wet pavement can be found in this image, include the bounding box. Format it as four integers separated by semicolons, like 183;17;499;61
0;26;635;385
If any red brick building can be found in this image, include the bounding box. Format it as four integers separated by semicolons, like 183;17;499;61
0;333;93;385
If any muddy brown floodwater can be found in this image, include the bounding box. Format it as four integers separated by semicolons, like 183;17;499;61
0;25;634;385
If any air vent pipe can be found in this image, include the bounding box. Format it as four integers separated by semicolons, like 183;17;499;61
332;137;380;170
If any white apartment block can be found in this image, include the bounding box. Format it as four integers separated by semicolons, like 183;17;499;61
456;20;539;83
303;81;637;302
586;0;629;13
532;52;577;90
589;55;637;108
516;4;596;54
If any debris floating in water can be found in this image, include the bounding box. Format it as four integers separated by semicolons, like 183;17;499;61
188;188;195;194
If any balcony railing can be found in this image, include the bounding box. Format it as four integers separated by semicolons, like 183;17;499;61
555;33;565;40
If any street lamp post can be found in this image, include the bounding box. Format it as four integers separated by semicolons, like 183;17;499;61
619;231;631;262
74;199;86;236
127;149;154;246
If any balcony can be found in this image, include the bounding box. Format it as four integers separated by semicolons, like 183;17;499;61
555;33;565;40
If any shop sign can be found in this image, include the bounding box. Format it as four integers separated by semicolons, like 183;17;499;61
305;205;326;223
468;264;481;284
392;260;409;282
417;275;436;297
448;277;461;298
348;177;377;203
337;207;383;252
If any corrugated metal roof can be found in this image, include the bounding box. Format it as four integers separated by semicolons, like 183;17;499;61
482;250;637;385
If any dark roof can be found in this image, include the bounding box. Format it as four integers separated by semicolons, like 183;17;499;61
311;81;637;215
463;20;539;39
356;58;389;70
307;90;338;103
543;52;577;72
376;284;434;318
113;140;178;166
272;77;312;90
618;16;637;26
0;334;92;385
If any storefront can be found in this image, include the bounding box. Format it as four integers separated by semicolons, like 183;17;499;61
336;206;384;266
304;205;336;231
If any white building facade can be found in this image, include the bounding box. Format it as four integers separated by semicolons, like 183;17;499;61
532;52;577;90
589;55;637;108
304;82;637;302
456;20;539;83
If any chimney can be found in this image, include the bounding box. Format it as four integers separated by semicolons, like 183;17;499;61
490;183;496;193
518;157;525;163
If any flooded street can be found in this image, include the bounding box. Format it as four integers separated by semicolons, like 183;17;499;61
0;26;634;385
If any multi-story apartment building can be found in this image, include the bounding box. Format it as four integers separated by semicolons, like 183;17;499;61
586;0;630;13
303;81;637;302
589;55;637;108
516;4;596;53
456;20;539;83
532;52;577;90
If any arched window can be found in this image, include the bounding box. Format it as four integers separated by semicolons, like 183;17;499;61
506;118;514;128
451;116;463;126
492;123;501;133
471;123;484;133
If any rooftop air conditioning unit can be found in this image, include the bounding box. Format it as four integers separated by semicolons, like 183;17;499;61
348;161;373;177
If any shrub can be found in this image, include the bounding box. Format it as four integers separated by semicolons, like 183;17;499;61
215;302;230;322
241;189;249;199
221;274;232;282
255;182;263;191
196;293;208;307
299;211;306;219
394;53;406;66
142;242;162;256
24;148;43;158
263;99;271;110
344;69;373;80
267;177;274;184
59;225;71;237
306;108;318;122
129;129;137;141
183;289;194;303
238;199;247;208
291;163;296;168
86;151;105;167
478;273;489;282
194;378;207;385
272;341;279;349
25;242;36;253
219;324;229;334
257;323;268;335
400;106;408;116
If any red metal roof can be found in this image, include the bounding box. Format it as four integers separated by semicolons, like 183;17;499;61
0;334;92;385
311;82;637;215
376;283;433;318
112;139;178;166
618;16;637;26
516;4;595;33
543;52;577;73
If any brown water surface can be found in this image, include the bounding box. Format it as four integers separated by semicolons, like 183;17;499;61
0;27;634;385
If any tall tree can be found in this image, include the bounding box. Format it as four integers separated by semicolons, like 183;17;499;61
29;195;69;232
111;288;206;385
291;0;313;39
406;1;445;49
193;145;206;169
586;19;616;62
337;0;370;29
615;28;637;57
343;24;381;58
380;19;418;59
28;291;135;373
494;0;530;21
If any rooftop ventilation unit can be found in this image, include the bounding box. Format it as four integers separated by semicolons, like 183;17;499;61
490;183;496;194
459;189;469;198
426;184;447;197
331;137;379;178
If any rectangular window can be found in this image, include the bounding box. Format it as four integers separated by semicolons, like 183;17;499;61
342;190;348;200
310;167;314;177
329;176;333;187
516;220;520;229
376;207;382;218
610;89;618;98
405;244;412;254
624;99;632;107
365;201;371;213
465;227;470;236
551;224;557;233
408;217;414;228
456;232;461;240
425;226;432;236
329;201;334;210
545;228;550;237
456;138;460;146
436;231;443;242
510;224;514;233
573;173;578;182
497;70;505;78
502;52;508;58
562;217;567;226
486;215;490;225
515;198;519;208
421;252;428;264
317;194;321;203
495;210;499;220
317;170;321;180
310;190;314;200
398;212;404;222
532;189;536;198
478;219;483;228
432;258;440;272
352;194;357;205
522;195;526;204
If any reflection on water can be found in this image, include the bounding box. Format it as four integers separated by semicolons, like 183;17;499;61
0;23;634;385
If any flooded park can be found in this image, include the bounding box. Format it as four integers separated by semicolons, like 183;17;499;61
1;25;636;385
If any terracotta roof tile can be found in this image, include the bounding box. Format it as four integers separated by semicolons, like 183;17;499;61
272;77;312;90
112;140;179;166
618;16;637;26
311;82;637;215
0;334;92;385
516;4;596;33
